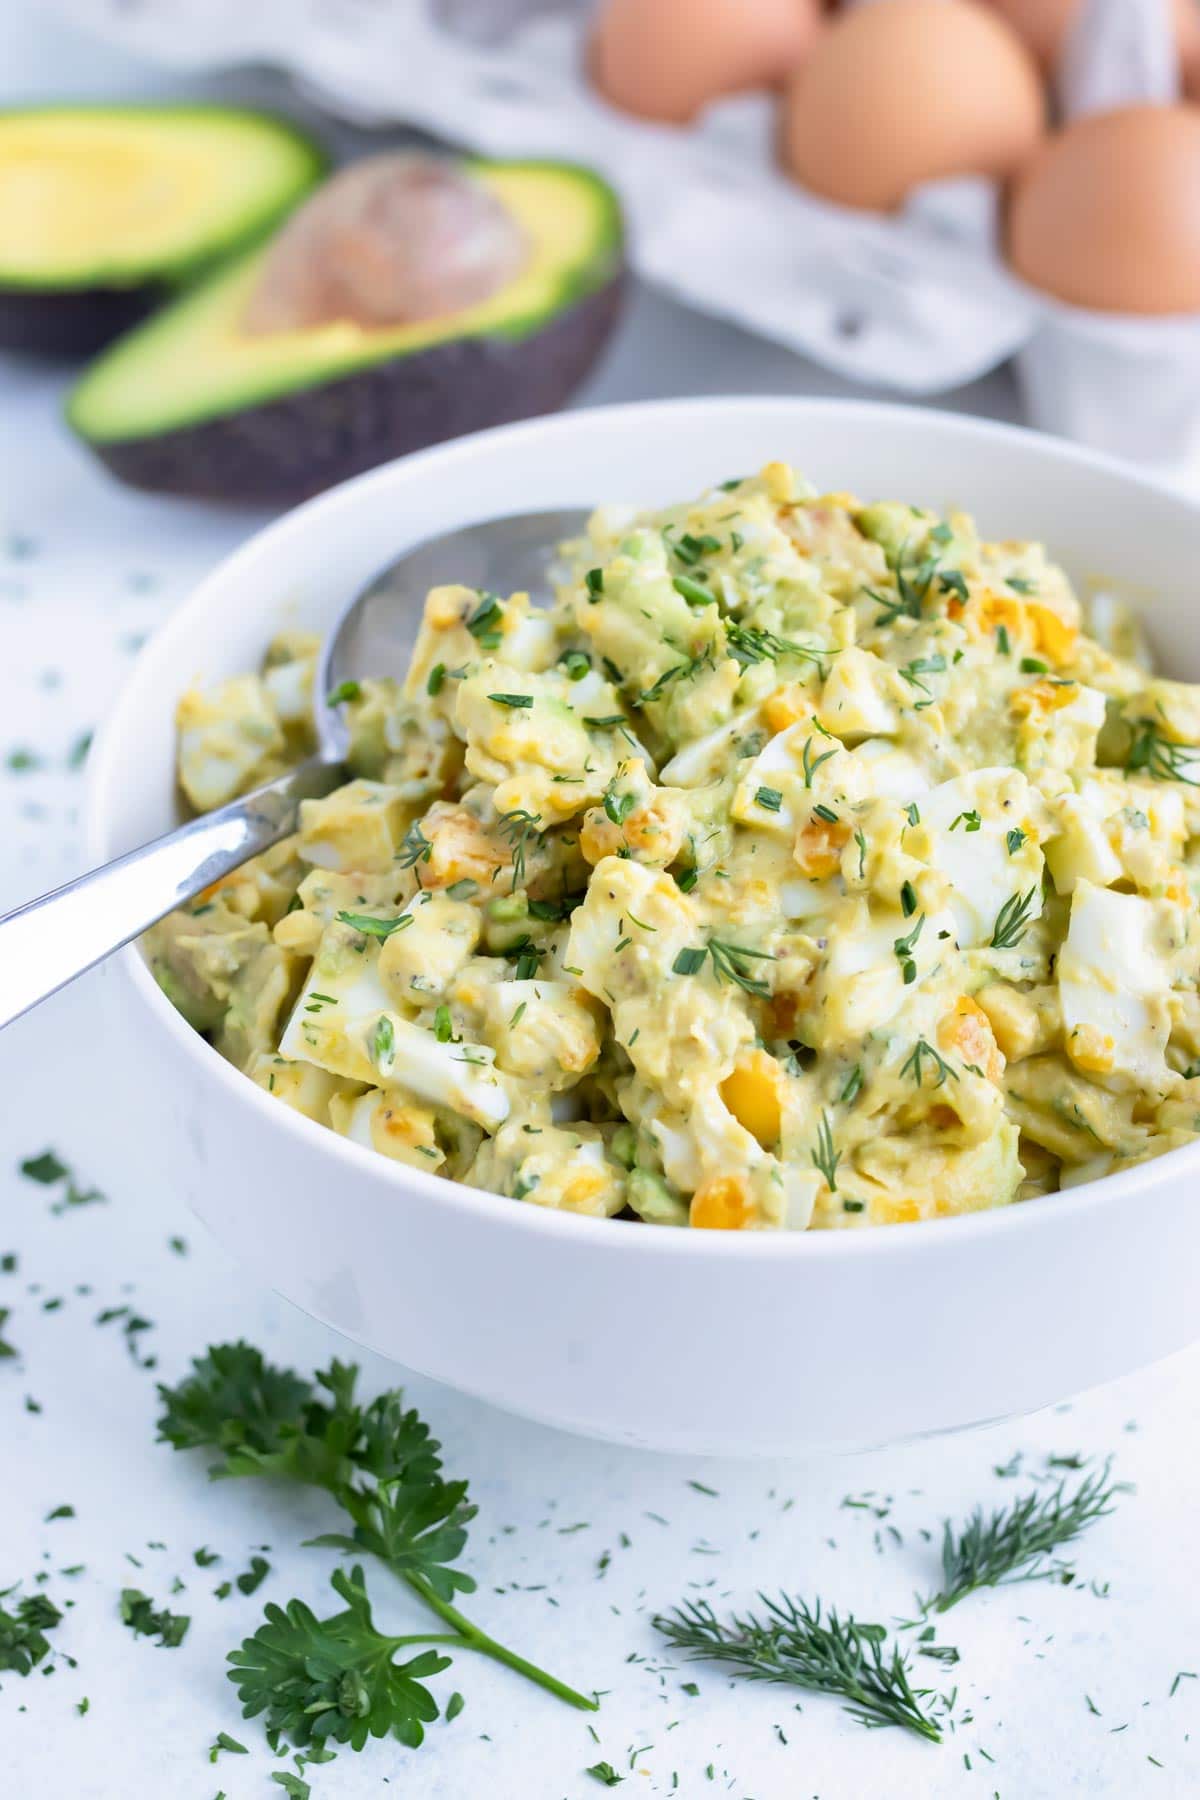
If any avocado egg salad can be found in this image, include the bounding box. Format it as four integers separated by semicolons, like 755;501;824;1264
146;463;1200;1230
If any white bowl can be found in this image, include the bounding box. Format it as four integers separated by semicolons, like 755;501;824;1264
88;398;1200;1457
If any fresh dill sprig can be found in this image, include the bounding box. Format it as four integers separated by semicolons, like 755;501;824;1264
802;733;838;787
867;538;967;629
990;886;1038;950
724;622;828;674
397;819;433;872
654;1595;941;1743
900;1038;958;1088
707;938;776;997
922;1460;1124;1615
1124;720;1200;787
811;1111;840;1191
496;809;542;893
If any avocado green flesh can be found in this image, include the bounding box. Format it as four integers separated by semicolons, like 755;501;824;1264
68;162;623;444
0;105;327;291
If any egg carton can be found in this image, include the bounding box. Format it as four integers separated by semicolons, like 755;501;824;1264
51;0;1200;484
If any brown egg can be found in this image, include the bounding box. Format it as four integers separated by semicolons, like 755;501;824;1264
986;0;1200;78
780;0;1045;211
1008;105;1200;313
591;0;823;125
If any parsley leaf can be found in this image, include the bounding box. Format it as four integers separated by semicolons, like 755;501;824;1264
228;1564;447;1754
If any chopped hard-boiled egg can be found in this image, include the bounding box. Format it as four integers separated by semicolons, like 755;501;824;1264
150;466;1200;1229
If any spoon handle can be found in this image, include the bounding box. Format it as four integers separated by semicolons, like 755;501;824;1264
0;758;343;1031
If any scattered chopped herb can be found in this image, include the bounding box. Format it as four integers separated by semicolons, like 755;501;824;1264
445;1689;465;1722
1020;657;1049;675
811;1113;840;1192
209;1733;248;1761
949;811;981;833
67;731;93;771
487;692;533;709
603;787;636;828
119;1589;190;1648
0;1590;63;1679
585;568;604;600
587;1762;624;1786
839;1065;863;1106
584;714;626;729
1006;828;1027;855
236;1556;271;1597
636;662;689;707
905;802;920;826
996;625;1011;656
336;910;412;940
672;575;715;608
426;663;446;697
562;650;591;680
272;1774;311;1799
674;532;721;563
813;803;839;824
325;680;361;706
892;912;925;984
900;880;918;917
900;654;947;696
372;1016;395;1074
19;1151;68;1185
755;786;783;813
466;593;503;646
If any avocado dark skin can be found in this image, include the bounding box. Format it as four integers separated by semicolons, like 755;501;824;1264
85;273;625;506
0;284;164;358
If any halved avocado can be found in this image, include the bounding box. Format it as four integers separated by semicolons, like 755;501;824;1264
67;160;625;505
0;105;327;355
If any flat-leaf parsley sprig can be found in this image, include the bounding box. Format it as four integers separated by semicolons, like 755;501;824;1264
654;1594;942;1743
156;1344;596;1716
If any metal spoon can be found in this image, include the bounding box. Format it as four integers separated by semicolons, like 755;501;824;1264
0;506;588;1031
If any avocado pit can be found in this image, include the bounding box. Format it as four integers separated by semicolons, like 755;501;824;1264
68;155;626;504
243;154;530;335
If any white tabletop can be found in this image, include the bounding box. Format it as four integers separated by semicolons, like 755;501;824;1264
4;6;1199;1797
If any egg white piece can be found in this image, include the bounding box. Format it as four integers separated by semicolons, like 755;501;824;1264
1058;881;1171;1087
922;768;1042;949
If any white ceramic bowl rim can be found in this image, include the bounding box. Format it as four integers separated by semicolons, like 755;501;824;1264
86;395;1200;1265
